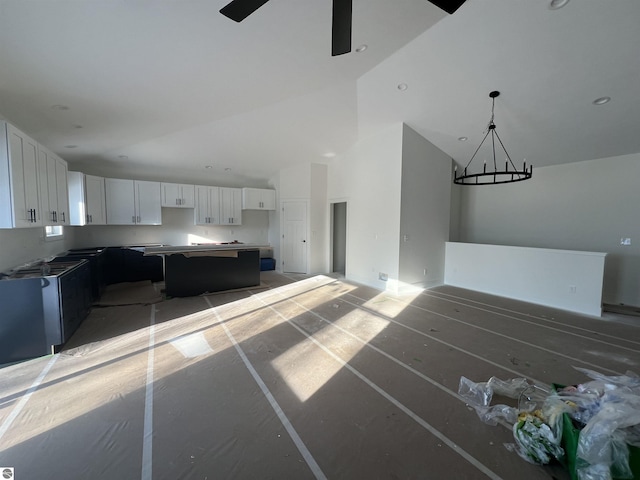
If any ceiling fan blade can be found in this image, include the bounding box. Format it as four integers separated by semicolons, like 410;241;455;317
332;0;352;56
220;0;270;22
428;0;467;15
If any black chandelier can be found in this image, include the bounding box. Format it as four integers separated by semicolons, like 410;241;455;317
454;91;532;185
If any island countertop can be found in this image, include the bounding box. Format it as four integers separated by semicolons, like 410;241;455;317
144;244;270;257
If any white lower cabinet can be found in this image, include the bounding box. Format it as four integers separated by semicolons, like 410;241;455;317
220;187;242;225
68;172;107;225
195;186;220;225
105;178;161;225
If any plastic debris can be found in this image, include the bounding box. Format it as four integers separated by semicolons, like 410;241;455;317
460;368;640;477
512;411;564;465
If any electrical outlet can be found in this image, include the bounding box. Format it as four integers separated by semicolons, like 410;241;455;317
621;238;631;246
569;285;577;294
379;272;388;281
423;268;427;276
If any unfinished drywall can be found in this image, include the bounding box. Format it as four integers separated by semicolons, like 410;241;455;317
0;226;76;272
398;125;452;290
458;152;640;307
328;124;403;290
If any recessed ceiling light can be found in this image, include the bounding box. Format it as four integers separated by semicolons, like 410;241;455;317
224;168;232;172
355;44;368;53
397;83;408;91
204;165;213;169
64;145;77;148
322;152;336;158
458;136;468;142
592;96;611;105
51;104;70;110
118;155;129;159
548;0;570;10
74;125;83;129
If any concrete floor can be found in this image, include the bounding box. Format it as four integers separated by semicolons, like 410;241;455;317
0;271;638;479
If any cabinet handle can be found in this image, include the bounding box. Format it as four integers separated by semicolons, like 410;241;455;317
90;214;93;223
132;216;136;223
137;215;141;223
86;213;90;223
62;212;65;223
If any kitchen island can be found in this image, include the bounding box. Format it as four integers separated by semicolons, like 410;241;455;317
144;244;267;297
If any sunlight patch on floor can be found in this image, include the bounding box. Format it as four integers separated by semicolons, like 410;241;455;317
362;287;423;319
271;310;389;402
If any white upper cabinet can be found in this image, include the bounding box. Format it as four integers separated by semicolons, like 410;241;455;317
194;185;220;225
0;122;43;228
105;178;161;225
161;183;195;208
39;147;69;225
220;187;242;225
68;172;107;225
242;187;276;210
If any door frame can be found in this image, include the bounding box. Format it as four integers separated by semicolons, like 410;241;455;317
329;198;348;277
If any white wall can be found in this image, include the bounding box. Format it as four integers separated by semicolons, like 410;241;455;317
72;208;269;249
0;227;76;272
328;124;403;290
398;124;452;289
458;152;640;307
274;162;329;275
444;242;607;316
310;163;328;274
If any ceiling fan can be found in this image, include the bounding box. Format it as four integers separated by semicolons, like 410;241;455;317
219;0;468;56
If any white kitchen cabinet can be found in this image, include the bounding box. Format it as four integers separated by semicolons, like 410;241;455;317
242;187;276;210
161;183;195;208
0;122;43;228
68;172;107;225
39;147;69;225
220;187;242;225
194;185;220;225
105;178;161;225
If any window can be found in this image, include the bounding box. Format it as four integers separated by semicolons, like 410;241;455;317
45;225;64;240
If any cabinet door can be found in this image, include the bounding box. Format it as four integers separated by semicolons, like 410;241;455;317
105;178;136;224
220;187;242;225
242;188;262;209
180;184;195;208
46;152;59;224
7;125;42;227
55;158;69;224
85;175;106;224
161;183;195;208
37;149;50;224
261;189;276;210
242;187;276;210
135;180;161;225
161;183;181;207
194;186;219;224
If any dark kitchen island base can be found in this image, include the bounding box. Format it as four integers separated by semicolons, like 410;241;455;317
164;249;260;297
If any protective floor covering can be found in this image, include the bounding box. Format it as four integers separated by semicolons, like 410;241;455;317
1;272;639;479
94;280;163;306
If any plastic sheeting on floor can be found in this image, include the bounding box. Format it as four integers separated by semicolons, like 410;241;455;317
1;272;638;479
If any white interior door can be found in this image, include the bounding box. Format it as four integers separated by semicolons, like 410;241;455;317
282;201;308;274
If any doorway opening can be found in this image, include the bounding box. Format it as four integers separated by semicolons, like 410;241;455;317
331;202;347;275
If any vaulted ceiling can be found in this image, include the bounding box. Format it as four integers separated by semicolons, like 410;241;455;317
1;0;639;185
